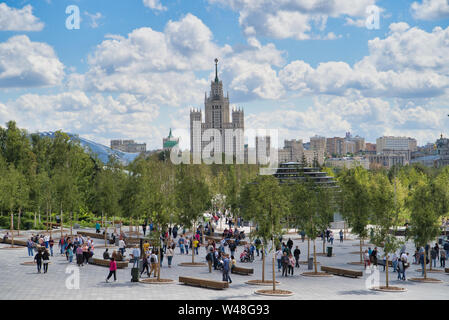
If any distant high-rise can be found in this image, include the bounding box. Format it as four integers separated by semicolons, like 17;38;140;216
111;139;146;153
190;59;244;161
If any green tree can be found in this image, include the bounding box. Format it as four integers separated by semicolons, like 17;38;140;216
175;165;211;264
369;172;403;288
240;175;287;290
338;167;372;263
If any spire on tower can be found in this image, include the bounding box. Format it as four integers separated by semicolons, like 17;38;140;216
214;58;219;83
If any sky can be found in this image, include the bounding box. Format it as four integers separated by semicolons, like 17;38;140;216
0;0;448;150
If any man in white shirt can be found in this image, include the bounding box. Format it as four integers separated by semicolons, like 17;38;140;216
119;239;126;256
131;246;141;268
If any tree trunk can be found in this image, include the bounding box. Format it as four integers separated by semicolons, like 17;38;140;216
49;205;52;238
60;207;63;240
46;203;49;233
344;221;347;240
322;233;326;254
385;255;389;288
158;232;161;281
262;244;265;282
313;239;317;273
34;212;37;228
17;207;21;236
192;222;195;264
360;238;363;263
272;249;276;291
114;216;117;234
424;247;427;279
10;212;14;248
307;238;310;261
70;212;73;237
101;212;103;228
104;212;108;247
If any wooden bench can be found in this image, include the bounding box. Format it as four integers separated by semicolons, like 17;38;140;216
77;231;107;240
231;266;254;275
179;276;229;290
0;238;28;246
321;266;363;278
88;258;129;269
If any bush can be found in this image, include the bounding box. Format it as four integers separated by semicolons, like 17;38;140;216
0;216;9;229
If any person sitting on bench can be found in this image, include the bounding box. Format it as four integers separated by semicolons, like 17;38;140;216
103;249;110;260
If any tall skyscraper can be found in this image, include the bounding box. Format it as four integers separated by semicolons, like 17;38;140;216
190;59;244;162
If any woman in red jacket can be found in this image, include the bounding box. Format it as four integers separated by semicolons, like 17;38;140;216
106;258;117;282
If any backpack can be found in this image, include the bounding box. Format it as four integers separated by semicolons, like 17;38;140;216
206;253;211;261
150;256;155;263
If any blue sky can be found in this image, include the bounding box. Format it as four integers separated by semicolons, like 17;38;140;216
0;0;448;149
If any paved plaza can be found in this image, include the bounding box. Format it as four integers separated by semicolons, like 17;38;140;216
1;228;448;300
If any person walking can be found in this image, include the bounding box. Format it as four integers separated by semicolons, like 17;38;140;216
287;238;293;252
106;258;117;282
76;245;83;267
364;249;370;269
193;237;199;256
131;246;140;268
276;248;283;272
440;248;446;268
392;253;398;273
149;251;158;278
206;248;214;273
34;250;43;273
27;238;34;257
166;246;174;268
178;236;185;255
67;246;74;263
431;246;437;268
49;237;54;257
329;232;334;245
400;252;408;280
419;247;426;276
229;240;236;258
293;246;301;268
141;253;150;277
288;253;295;276
397;255;404;280
119;239;126;256
339;230;343;243
96;221;101;234
222;254;232;284
42;250;50;273
281;252;289;277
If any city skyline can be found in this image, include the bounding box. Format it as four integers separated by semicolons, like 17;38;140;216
0;1;448;150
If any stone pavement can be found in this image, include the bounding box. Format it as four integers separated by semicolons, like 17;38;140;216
0;228;448;300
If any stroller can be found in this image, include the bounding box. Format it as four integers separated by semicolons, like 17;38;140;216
240;249;254;263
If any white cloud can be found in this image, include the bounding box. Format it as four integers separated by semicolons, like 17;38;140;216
279;24;449;99
143;0;167;11
0;35;64;88
0;3;44;31
69;14;285;104
245;96;448;145
0;91;162;149
411;0;449;20
84;12;104;29
208;0;379;39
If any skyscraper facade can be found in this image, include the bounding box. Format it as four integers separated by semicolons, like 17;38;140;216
190;59;244;161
